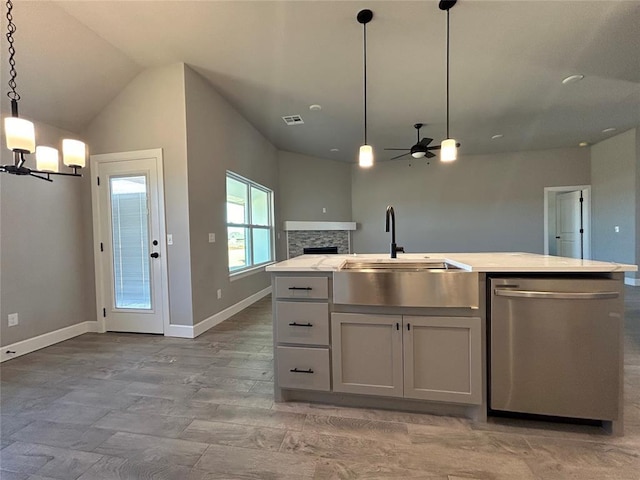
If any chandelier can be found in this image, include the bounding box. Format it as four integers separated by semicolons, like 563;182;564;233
1;0;87;182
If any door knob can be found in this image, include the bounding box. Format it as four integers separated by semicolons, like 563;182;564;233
150;252;159;258
555;236;561;239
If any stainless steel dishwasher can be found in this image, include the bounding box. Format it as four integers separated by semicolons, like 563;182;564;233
490;277;623;421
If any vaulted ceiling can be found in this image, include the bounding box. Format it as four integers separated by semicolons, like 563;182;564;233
1;1;639;163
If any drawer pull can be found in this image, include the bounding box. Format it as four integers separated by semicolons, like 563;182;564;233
288;287;312;291
290;368;314;374
289;322;313;327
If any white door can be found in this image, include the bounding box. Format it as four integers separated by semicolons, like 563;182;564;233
556;190;583;259
91;149;168;334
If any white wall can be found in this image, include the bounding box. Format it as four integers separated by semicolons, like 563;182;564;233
1;122;94;346
591;128;637;272
83;63;194;326
352;148;590;254
183;66;279;324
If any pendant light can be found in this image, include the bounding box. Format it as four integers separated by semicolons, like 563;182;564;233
1;0;87;181
439;0;458;162
357;9;374;168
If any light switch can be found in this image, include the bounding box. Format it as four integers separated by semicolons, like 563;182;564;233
615;226;620;233
209;233;216;243
8;313;18;327
167;234;173;245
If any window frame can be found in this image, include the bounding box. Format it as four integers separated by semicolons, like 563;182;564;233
225;171;275;276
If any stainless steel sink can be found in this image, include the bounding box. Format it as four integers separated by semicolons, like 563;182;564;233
333;260;478;308
339;261;461;272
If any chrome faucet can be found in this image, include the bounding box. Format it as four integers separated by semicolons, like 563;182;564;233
385;205;405;258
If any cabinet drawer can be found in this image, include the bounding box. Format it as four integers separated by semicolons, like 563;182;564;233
277;346;330;391
275;276;328;299
276;302;329;345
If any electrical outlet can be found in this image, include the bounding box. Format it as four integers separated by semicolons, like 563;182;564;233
322;207;327;214
209;233;216;243
8;313;18;327
167;234;173;245
217;289;222;299
615;226;620;233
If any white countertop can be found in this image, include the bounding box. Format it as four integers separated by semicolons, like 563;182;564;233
265;252;637;273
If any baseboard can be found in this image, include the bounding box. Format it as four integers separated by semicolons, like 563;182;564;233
1;321;99;363
163;323;196;339
192;285;272;338
625;277;640;286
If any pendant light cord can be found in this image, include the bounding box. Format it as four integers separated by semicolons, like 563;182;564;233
363;21;368;145
446;8;450;139
5;0;20;102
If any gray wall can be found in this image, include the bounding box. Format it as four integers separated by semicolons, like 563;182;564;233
1;123;94;346
277;151;352;222
84;63;195;326
183;66;279;325
352;148;590;254
591;128;637;270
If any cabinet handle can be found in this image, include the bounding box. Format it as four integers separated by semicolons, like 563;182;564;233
288;287;312;291
289;322;313;327
290;368;314;374
407;323;411;331
396;322;399;330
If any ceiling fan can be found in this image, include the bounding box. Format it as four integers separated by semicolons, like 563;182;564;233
384;123;457;160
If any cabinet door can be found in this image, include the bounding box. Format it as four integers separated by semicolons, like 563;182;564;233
331;313;403;397
403;316;482;405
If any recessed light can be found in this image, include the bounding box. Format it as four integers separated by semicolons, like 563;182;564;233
602;127;616;133
491;134;503;140
562;74;584;85
330;148;339;152
579;142;589;147
309;104;322;111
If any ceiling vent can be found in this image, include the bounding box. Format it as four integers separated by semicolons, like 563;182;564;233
282;115;304;126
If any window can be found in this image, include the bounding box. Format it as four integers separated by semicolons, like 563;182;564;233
226;171;274;274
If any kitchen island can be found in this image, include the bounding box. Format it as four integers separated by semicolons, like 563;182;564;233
266;252;636;434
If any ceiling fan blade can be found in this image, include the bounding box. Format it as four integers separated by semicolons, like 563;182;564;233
418;137;433;147
388;152;410;161
384;148;410;151
426;145;442;150
425;151;436;159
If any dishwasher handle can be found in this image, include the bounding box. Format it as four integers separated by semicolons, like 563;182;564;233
494;289;619;300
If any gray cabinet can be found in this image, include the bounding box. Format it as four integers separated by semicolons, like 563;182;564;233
274;274;331;392
331;313;403;397
332;313;481;404
403;316;482;404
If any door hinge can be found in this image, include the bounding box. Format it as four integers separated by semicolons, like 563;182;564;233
97;176;100;186
102;308;106;318
580;229;584;234
100;242;104;252
579;196;583;203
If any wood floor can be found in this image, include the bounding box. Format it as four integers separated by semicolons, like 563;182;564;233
1;289;640;479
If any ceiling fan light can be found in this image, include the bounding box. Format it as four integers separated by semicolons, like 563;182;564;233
440;138;457;162
4;116;35;153
359;144;373;168
62;139;87;168
411;151;426;159
36;146;59;172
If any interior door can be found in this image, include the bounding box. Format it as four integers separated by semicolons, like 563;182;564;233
556;190;583;259
92;150;167;334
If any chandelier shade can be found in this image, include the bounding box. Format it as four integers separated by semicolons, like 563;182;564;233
4;116;35;152
36;146;60;172
359;145;373;168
